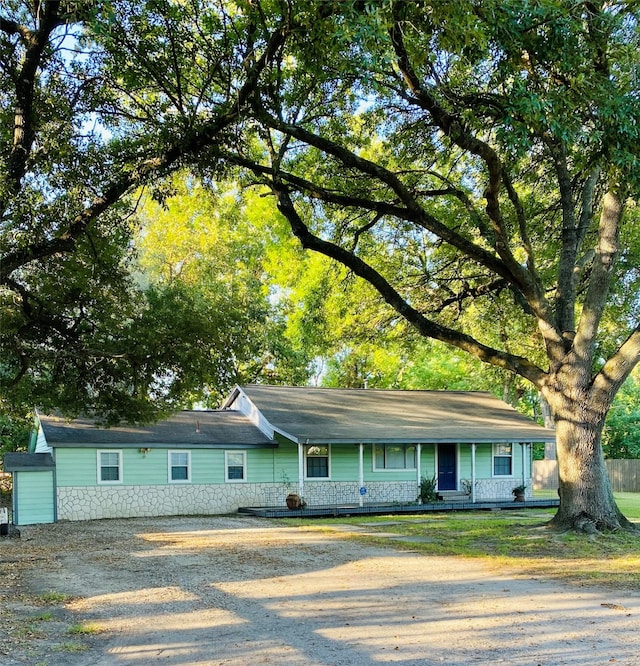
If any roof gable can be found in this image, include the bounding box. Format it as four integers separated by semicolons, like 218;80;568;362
226;385;556;444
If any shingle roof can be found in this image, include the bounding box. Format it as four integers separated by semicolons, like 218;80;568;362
227;385;556;444
4;452;55;471
38;410;274;448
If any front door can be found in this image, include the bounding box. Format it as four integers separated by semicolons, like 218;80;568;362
437;444;457;491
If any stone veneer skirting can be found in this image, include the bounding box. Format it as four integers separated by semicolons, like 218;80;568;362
57;481;423;521
57;484;276;521
57;477;531;521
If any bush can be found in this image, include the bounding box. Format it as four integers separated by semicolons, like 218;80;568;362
418;475;438;503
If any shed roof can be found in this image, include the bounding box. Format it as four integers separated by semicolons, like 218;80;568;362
38;410;275;449
226;385;556;444
4;452;55;471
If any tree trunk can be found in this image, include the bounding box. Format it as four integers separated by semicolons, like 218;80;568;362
548;397;636;532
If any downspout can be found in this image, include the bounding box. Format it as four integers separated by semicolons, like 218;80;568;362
471;443;476;503
416;443;422;499
520;442;526;495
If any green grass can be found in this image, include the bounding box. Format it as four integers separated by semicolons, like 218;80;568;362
611;492;640;519
67;623;103;636
284;492;640;590
38;591;71;604
55;642;89;653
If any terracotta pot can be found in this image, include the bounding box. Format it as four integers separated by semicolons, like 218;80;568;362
286;493;302;510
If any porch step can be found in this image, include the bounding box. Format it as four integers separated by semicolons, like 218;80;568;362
436;491;470;502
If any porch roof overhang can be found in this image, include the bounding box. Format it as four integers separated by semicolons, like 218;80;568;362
227;385;556;445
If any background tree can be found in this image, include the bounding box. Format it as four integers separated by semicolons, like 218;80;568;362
602;368;640;459
230;0;640;531
134;175;313;399
0;0;290;421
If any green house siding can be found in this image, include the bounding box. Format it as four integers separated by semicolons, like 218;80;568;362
55;446;287;487
13;470;55;525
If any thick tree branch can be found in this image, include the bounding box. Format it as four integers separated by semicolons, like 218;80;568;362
573;189;622;361
593;326;640;401
547;139;581;344
1;13;290;282
4;1;64;203
387;17;561;353
274;184;547;386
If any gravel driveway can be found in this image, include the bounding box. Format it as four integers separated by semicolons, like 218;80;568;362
2;515;639;665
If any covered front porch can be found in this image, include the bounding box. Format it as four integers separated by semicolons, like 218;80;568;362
281;440;537;508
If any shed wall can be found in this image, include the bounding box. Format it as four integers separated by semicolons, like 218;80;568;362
13;470;55;525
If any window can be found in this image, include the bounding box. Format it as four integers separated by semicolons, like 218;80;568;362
373;444;416;471
97;450;122;484
305;445;329;478
225;451;247;482
493;443;513;476
169;451;191;482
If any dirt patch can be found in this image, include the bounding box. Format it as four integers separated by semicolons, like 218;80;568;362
2;515;640;665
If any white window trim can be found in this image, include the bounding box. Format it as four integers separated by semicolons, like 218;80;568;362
304;444;331;480
492;443;514;477
97;449;123;485
372;444;417;472
168;450;192;483
225;450;247;483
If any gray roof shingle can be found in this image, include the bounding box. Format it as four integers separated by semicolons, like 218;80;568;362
229;385;556;444
4;452;55;471
38;410;274;448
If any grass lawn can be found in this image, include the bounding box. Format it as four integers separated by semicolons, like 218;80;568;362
284;492;640;590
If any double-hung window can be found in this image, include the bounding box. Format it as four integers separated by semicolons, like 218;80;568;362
97;450;122;484
169;451;191;482
225;451;247;482
373;444;416;471
305;445;329;478
493;443;513;476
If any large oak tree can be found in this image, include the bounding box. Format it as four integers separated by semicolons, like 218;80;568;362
231;0;640;532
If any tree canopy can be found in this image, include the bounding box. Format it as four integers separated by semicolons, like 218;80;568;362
0;1;299;421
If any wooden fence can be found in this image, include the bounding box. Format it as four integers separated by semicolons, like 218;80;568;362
533;459;640;492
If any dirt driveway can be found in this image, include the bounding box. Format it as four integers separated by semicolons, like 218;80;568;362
2;515;640;666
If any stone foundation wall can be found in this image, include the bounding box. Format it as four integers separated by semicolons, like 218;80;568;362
57;480;423;521
473;478;532;500
301;481;418;506
57;478;527;521
57;484;278;521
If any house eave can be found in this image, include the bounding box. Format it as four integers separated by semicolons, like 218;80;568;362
292;437;554;445
47;442;278;450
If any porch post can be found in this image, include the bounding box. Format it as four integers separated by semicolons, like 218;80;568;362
358;443;364;508
520;442;527;492
298;441;305;499
471;443;477;503
416;443;422;493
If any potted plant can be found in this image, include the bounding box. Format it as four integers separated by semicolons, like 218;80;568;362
512;483;526;502
286;493;305;510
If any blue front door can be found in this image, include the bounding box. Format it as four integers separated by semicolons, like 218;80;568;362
437;444;457;491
